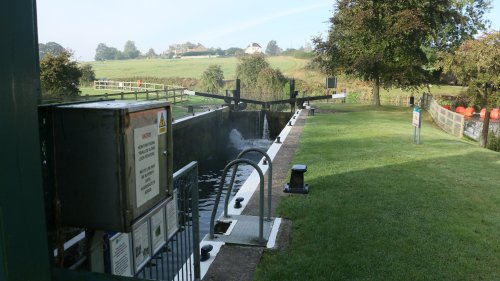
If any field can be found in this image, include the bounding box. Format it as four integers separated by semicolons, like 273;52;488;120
83;56;466;99
89;56;308;80
254;103;500;281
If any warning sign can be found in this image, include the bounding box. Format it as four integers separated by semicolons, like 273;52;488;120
134;124;160;208
110;233;132;277
158;110;167;135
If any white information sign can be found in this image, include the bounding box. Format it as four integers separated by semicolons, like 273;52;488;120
332;93;346;99
133;220;151;271
109;233;133;277
166;192;179;240
134;124;160;208
150;206;166;254
412;108;421;128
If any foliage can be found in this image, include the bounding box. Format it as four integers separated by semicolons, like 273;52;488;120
440;31;500;147
235;54;271;89
224;47;245;56
38;42;65;60
95;43;123;61
256;67;287;102
145;48;157;59
265;40;282;56
254;103;500;281
313;0;491;106
199;64;225;93
183;51;216;57
281;49;315;59
123;40;140;59
487;129;500;152
79;64;96;87
40;50;82;98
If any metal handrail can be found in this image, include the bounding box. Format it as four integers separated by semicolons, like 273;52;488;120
209;159;265;242
223;148;272;221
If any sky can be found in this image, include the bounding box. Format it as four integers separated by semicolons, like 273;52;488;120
36;0;500;62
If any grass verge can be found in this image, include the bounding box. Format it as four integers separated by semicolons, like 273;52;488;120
254;103;500;281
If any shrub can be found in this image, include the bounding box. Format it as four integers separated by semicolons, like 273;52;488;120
487;129;500;152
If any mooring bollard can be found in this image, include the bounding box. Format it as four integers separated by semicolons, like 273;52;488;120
284;164;309;194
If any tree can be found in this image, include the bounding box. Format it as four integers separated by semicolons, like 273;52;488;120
79;64;96;87
265;40;282;56
95;43;124;61
236;54;270;89
39;42;65;60
123;40;140;59
441;31;500;147
40;50;82;98
145;48;157;59
256;67;287;102
200;64;225;93
314;0;491;106
225;47;244;56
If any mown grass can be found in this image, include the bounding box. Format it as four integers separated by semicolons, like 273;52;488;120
254;103;500;281
89;56;308;80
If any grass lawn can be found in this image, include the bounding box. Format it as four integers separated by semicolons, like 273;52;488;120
254;103;500;281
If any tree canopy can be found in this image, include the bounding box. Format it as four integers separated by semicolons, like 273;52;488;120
123;40;140;59
236;54;270;89
440;31;500;147
40;50;82;98
314;0;491;106
39;42;65;60
200;64;225;93
95;43;123;61
265;40;282;56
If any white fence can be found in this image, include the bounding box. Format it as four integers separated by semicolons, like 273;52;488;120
428;99;464;138
94;80;165;92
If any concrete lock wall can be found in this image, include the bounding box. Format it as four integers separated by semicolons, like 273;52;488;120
172;108;292;170
464;119;500;141
227;110;293;140
172;108;230;171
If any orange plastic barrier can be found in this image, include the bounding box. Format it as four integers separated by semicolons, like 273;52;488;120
480;108;500;119
480;108;486;118
491;108;499;119
464;107;474;117
455;106;466;114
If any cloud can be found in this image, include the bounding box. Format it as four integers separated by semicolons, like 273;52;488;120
194;2;331;42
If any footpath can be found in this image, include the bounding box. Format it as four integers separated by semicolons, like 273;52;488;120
202;110;308;281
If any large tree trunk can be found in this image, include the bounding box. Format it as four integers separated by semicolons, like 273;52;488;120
479;86;490;148
373;76;381;106
480;109;490;148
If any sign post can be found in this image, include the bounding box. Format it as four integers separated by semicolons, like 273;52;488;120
412;106;422;144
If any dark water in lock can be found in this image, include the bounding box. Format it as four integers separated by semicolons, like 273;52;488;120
197;129;273;238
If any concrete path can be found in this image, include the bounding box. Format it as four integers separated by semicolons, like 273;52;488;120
202;110;308;281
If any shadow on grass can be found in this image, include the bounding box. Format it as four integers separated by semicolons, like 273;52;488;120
258;151;499;281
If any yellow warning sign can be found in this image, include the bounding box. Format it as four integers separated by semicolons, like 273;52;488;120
158;110;167;135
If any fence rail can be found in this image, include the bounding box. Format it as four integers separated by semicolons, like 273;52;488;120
428;98;464;137
84;88;187;104
94;80;166;92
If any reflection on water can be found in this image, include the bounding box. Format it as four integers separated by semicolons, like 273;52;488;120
197;129;273;238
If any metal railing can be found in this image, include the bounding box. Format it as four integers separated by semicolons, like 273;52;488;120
84;88;187;104
135;161;200;281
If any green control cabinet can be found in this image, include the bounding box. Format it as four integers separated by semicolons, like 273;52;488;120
47;100;173;232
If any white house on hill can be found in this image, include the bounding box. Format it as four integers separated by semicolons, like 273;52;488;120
245;43;262;54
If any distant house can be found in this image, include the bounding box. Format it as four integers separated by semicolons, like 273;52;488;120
186;43;208;53
245;43;262;55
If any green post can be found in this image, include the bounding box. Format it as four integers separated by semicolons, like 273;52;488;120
0;0;52;280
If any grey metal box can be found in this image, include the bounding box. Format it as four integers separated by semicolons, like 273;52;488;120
52;100;173;232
